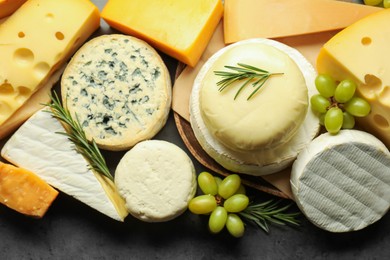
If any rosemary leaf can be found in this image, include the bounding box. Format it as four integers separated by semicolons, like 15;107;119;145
44;92;114;182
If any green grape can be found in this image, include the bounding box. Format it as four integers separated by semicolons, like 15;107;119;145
223;194;249;213
198;171;218;195
344;97;371;117
214;176;222;188
315;74;337;98
342;111;355;129
363;0;382;5
324;107;343;134
384;0;390;8
334;79;356;103
310;94;331;113
208;206;228;234
319;113;325;126
226;214;245;238
235;184;246;195
188;195;217;215
218;174;241;199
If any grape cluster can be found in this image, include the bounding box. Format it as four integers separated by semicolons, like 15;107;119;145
310;74;371;134
188;172;248;238
364;0;390;8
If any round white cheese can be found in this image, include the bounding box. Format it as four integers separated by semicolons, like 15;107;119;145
200;41;308;151
291;130;390;232
61;34;171;151
190;38;320;176
115;140;197;222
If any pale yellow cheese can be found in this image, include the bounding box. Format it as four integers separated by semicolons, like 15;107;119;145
200;42;308;152
317;9;390;147
0;0;100;126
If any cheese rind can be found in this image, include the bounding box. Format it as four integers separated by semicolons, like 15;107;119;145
291;130;390;232
61;34;171;151
115;140;196;222
1;109;128;222
0;0;100;127
101;0;223;67
0;0;27;18
316;9;390;147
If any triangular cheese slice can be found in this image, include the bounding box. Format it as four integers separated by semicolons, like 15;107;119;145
224;0;382;43
1;109;128;221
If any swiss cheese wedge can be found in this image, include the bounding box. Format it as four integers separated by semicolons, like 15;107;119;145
224;0;382;43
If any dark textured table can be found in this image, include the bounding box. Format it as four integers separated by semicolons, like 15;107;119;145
1;0;390;259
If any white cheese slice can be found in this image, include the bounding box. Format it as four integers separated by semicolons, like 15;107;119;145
1;109;128;222
115;140;197;222
190;38;320;176
291;130;390;232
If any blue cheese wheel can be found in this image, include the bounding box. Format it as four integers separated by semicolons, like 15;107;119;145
61;34;171;151
115;140;197;222
291;130;390;232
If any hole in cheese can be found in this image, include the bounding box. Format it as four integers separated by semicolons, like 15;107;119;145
360;74;382;99
45;13;54;22
18;32;25;38
361;37;372;46
0;82;14;94
33;62;50;80
16;86;31;97
373;114;389;128
13;48;34;66
55;31;64;40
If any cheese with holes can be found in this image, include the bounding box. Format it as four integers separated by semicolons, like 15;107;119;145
101;0;223;67
190;39;320;176
0;0;100;127
0;161;58;218
0;0;27;18
61;34;171;151
291;130;390;232
224;0;381;43
1;109;128;222
115;140;196;222
317;9;390;147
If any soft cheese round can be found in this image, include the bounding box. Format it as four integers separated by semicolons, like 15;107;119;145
190;38;320;175
61;34;171;151
115;140;197;222
291;130;390;233
200;41;308;151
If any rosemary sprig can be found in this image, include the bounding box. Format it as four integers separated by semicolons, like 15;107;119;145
239;199;300;233
214;63;283;100
45;92;113;181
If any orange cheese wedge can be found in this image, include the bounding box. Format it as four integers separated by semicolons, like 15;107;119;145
224;0;382;43
0;0;27;18
0;162;58;218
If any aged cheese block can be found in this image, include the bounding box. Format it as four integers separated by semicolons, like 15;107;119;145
224;0;382;43
115;140;196;222
1;109;129;222
317;9;390;148
291;130;390;232
190;39;320;176
0;0;27;18
101;0;223;67
0;0;100;127
61;34;171;151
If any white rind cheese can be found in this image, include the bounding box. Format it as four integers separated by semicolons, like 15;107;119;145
190;38;320;176
61;34;172;151
1;109;128;222
291;130;390;232
115;140;197;222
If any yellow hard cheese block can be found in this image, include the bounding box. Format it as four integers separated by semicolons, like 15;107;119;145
0;0;100;127
0;0;27;19
317;9;390;147
101;0;223;67
224;0;382;43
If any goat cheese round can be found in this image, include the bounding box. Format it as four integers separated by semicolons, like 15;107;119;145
115;140;197;222
291;130;390;232
61;34;171;151
190;38;320;175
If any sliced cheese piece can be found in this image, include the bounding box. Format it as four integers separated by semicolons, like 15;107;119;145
115;140;196;222
190;39;320;176
291;130;390;232
316;8;390;147
200;41;308;151
0;161;58;218
61;34;171;151
0;0;100;127
101;0;223;67
224;0;382;43
0;0;27;18
1;109;128;222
